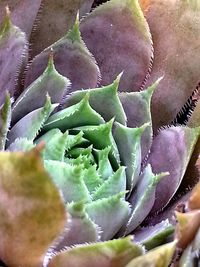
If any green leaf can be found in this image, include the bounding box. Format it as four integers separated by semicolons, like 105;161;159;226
7;138;35;152
44;160;91;203
63;75;127;125
86;193;130;241
0;147;66;267
74;119;120;169
82;165;103;194
48;236;144;267
113;122;148;191
94;147;113;180
44;93;104;132
92;167;126;200
0;94;11;150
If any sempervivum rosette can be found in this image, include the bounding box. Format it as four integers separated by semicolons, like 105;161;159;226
0;0;199;266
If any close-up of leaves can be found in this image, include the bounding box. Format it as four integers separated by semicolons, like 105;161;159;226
0;0;199;266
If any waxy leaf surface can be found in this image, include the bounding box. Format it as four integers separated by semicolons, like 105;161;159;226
146;0;200;129
80;0;152;92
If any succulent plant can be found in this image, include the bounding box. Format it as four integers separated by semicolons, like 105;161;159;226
0;0;199;266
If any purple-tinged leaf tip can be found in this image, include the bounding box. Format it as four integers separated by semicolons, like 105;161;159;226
0;8;27;106
25;16;100;94
80;0;153;92
0;0;41;39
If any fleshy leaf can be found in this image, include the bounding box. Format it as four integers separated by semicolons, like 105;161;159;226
7;138;35;152
48;236;143;267
0;1;41;39
56;202;100;250
43;94;104;132
113;122;148;192
145;0;200;129
119;165;168;235
29;0;94;57
0;8;27;105
7;97;57;146
134;220;174;250
119;79;160;159
94;147;113;180
148;126;200;214
125;242;176;267
12;55;70;124
25;16;100;93
80;0;152;91
44;160;91;203
63;75;127;125
82;165;103;194
92;167;126;200
0;147;66;267
139;0;151;13
86;193;130;241
0;94;11;150
74;119;120;169
175;211;200;250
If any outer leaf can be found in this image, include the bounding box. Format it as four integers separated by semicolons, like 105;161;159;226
25;17;100;93
56;202;100;250
48;236;143;267
134;220;174;250
0;0;41;38
7;138;35;152
139;0;151;13
188;180;200;210
125;242;176;267
148;126;200;214
175;211;200;250
0;94;11;150
12;56;70;124
80;0;152;92
30;0;94;57
0;147;66;267
145;0;200;129
0;9;27;105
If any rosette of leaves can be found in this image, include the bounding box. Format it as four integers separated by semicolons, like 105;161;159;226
0;0;200;266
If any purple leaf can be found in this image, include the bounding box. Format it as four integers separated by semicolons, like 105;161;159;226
0;9;27;105
148;126;200;215
25;17;100;94
80;0;152;92
145;0;200;129
0;0;41;39
30;0;94;58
